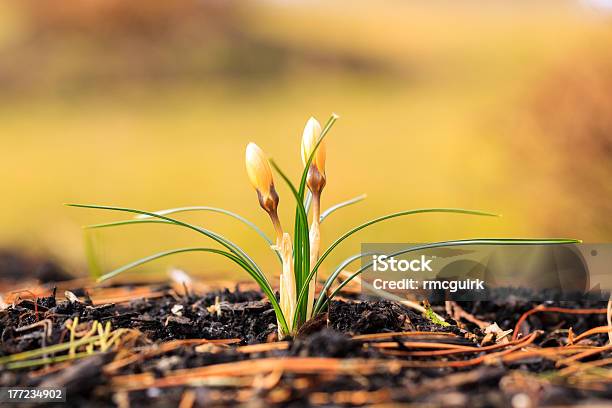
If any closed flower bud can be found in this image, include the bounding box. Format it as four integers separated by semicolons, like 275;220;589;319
301;117;326;194
245;143;279;214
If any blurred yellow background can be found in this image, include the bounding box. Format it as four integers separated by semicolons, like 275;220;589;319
1;1;611;281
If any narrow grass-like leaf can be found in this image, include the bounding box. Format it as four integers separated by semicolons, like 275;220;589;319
328;251;377;284
84;229;103;279
6;352;94;370
134;206;274;246
295;208;498;318
301;192;313;301
313;237;581;314
0;336;101;364
327;251;438;312
98;247;242;281
320;194;367;223
67;204;268;286
87;219;171;229
89;208;282;263
304;191;313;216
286;113;338;325
71;204;293;333
269;159;310;321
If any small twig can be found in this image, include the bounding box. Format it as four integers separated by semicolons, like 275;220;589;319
178;390;196;408
381;337;529;357
352;331;457;341
13;290;41;321
500;347;595;364
557;357;612;377
512;305;608;340
445;301;490;329
103;338;240;374
371;341;477;351
110;357;404;391
570;326;612;344
16;319;53;339
237;342;290;354
556;344;612;367
378;332;542;368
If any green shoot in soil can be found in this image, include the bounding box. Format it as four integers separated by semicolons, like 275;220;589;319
68;113;580;338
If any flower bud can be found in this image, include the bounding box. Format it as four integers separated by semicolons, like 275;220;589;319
245;142;279;214
301;117;326;194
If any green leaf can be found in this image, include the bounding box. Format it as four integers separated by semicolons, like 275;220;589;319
133;206;274;246
269;159;310;326
319;194;367;223
312;237;580;314
296;207;499;316
88;207;282;263
328;251;376;281
97;247;239;281
6;352;95;370
83;229;103;279
0;335;101;364
67;203;267;285
289;113;338;325
87;219;171;229
304;191;313;215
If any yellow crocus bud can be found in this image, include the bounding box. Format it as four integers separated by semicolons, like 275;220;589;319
245;142;279;215
301;117;326;194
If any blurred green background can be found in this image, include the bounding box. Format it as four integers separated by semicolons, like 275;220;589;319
1;0;611;281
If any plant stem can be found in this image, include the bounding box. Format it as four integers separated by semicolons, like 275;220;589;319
278;233;296;338
307;192;321;319
269;211;284;247
266;209;294;338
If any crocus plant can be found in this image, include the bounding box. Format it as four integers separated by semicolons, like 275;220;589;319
69;113;579;338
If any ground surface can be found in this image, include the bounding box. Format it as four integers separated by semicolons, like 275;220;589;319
0;279;610;407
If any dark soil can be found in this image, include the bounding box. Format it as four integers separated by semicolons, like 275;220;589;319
0;283;610;407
